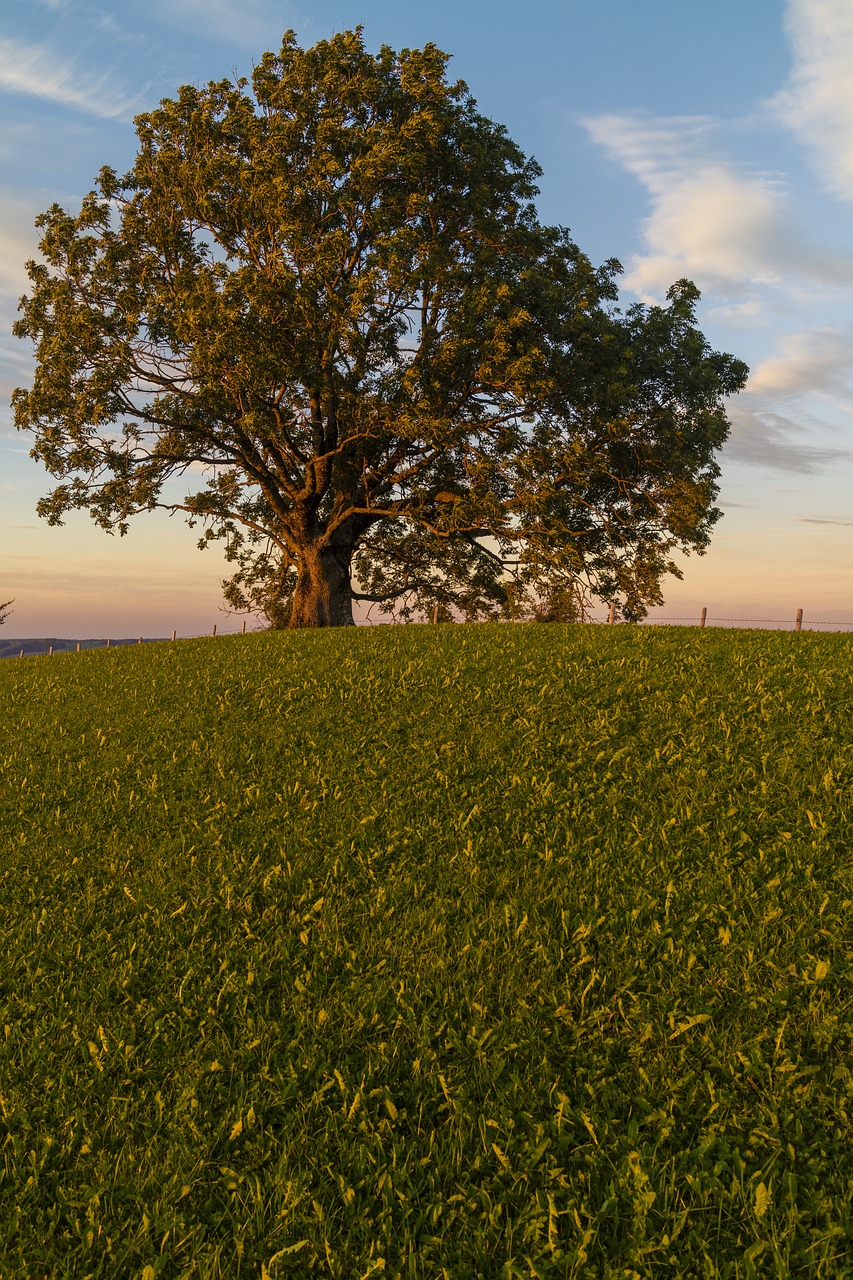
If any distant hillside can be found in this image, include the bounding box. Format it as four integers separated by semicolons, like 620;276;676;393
0;638;166;659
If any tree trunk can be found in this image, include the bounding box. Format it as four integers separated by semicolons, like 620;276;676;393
289;542;355;627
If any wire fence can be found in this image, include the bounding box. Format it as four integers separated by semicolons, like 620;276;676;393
642;618;853;628
2;621;250;659
580;602;853;631
3;607;853;659
596;605;853;631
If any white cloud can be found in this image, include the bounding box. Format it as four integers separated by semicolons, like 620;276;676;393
776;0;853;203
582;71;853;479
0;35;142;120
748;328;853;398
707;299;769;329
582;113;853;301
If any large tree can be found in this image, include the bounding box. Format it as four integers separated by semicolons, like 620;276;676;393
13;29;747;627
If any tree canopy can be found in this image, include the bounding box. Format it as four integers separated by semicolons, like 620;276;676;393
13;28;748;627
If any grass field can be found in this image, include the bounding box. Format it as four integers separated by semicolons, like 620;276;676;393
0;623;851;1278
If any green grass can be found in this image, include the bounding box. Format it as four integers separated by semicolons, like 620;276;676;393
0;623;851;1279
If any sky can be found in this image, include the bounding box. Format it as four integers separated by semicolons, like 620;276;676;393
1;0;852;636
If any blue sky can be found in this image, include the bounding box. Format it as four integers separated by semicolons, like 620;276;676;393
2;0;852;635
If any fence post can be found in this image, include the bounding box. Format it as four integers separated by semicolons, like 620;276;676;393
608;602;616;625
49;645;53;656
171;630;176;642
107;638;111;649
76;642;81;653
242;620;246;634
700;607;707;628
795;607;803;632
19;649;23;659
138;637;142;645
212;624;217;638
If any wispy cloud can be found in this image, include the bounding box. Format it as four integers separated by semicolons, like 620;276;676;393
724;400;851;473
582;113;853;300
0;35;142;120
148;0;297;51
0;200;44;300
0;204;43;440
794;515;853;526
775;0;853;203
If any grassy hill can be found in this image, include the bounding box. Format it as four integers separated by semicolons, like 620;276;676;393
0;624;850;1277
